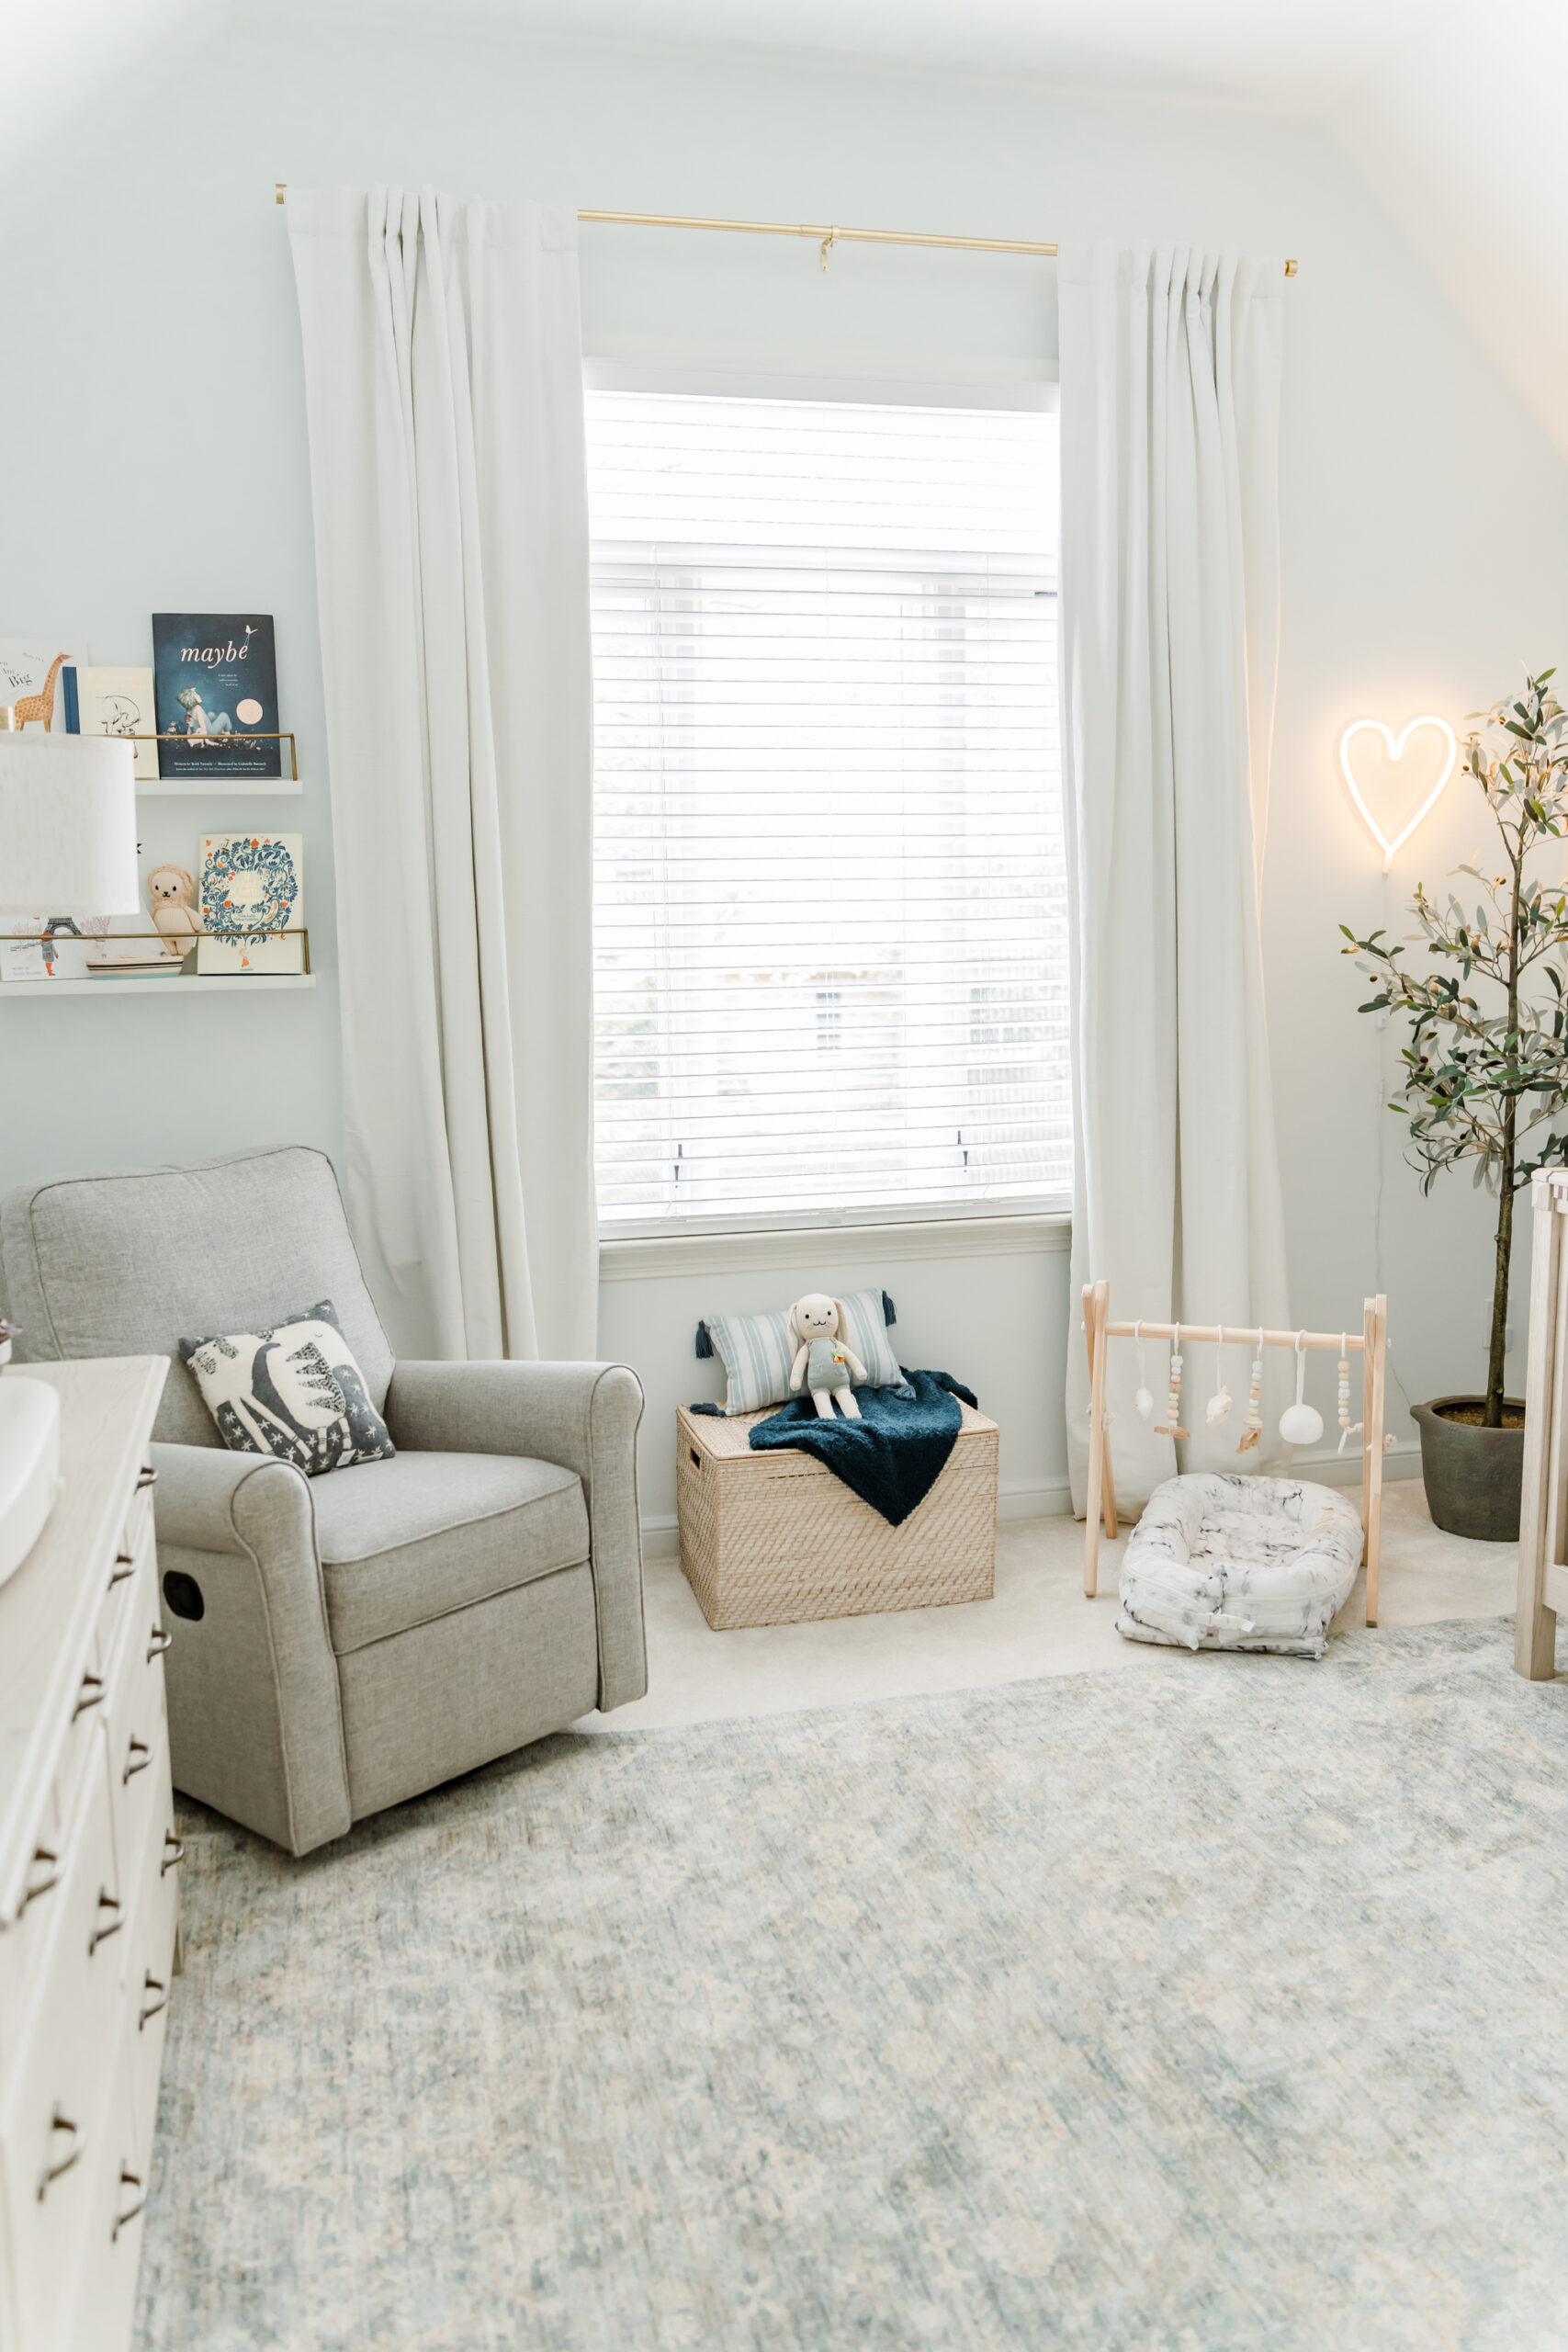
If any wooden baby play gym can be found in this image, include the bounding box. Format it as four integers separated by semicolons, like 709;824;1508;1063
1081;1283;1391;1623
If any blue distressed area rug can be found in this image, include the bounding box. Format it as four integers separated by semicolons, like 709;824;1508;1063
138;1620;1568;2351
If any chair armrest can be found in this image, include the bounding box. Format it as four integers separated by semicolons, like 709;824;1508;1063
384;1363;647;1712
152;1441;312;1556
150;1442;350;1855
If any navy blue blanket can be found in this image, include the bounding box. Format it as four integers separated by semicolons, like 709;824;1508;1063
749;1369;978;1527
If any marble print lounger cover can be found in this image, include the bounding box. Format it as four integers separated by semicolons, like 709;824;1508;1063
1118;1471;1362;1659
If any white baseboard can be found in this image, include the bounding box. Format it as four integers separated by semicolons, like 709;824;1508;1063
1291;1438;1423;1488
999;1476;1073;1520
638;1447;1423;1557
641;1514;681;1562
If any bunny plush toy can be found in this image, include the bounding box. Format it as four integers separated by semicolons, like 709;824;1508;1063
787;1294;868;1420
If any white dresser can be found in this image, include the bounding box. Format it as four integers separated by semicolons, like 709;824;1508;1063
0;1358;178;2352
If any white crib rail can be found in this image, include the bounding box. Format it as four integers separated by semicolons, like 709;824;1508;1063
1516;1170;1568;1678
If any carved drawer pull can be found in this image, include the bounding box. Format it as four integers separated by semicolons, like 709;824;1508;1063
161;1831;185;1876
73;1672;105;1719
139;1972;169;2029
136;1465;157;1491
108;1551;135;1589
20;1846;59;1910
38;2109;80;2198
88;1890;122;1953
146;1626;173;1661
124;1736;152;1783
111;2165;145;2241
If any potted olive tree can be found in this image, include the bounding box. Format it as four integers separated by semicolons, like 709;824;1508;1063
1341;670;1568;1539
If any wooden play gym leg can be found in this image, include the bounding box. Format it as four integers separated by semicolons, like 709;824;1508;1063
1360;1292;1387;1626
1516;1170;1562;1679
1082;1280;1118;1599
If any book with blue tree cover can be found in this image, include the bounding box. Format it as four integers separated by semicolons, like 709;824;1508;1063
196;832;305;975
152;614;281;777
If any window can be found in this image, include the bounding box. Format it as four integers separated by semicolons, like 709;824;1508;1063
587;389;1068;1234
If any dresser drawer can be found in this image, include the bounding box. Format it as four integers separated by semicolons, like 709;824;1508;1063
107;1679;170;1911
102;1558;171;1894
49;1635;116;1864
0;1840;73;2075
124;1784;180;2153
68;2027;148;2352
0;1734;129;2347
95;1484;157;1699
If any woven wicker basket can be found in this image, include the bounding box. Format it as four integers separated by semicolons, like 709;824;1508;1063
675;1400;998;1631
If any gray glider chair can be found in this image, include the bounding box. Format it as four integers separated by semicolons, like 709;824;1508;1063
0;1146;646;1856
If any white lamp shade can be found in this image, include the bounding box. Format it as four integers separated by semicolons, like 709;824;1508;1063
0;734;141;916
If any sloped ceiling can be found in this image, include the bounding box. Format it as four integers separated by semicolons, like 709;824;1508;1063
1327;0;1568;459
367;0;1460;109
12;0;1564;456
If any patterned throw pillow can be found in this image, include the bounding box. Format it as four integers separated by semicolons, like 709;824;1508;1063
180;1298;396;1476
701;1289;908;1416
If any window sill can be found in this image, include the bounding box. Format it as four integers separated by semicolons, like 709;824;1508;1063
598;1210;1072;1283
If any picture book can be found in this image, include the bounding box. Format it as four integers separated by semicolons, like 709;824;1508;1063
196;832;305;975
0;639;88;735
73;665;160;781
152;614;281;778
0;913;110;982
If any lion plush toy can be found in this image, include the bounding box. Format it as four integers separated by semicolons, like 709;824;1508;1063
786;1294;868;1420
146;864;203;957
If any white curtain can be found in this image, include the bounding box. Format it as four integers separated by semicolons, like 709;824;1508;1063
288;187;595;1362
1060;243;1292;1511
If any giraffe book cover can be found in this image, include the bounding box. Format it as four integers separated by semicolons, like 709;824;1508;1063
152;613;282;778
0;640;88;734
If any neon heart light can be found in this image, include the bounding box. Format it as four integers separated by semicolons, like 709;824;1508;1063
1338;715;1458;874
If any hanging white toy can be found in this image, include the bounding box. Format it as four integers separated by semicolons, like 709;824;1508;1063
1156;1324;1190;1438
1205;1336;1232;1429
1134;1320;1155;1421
1280;1331;1324;1448
1236;1329;1264;1454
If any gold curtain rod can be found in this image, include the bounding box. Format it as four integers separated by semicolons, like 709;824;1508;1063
273;187;1298;276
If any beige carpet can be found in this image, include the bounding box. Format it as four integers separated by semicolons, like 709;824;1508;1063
583;1482;1522;1732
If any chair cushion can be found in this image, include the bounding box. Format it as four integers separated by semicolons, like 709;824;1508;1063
0;1146;393;1449
311;1450;590;1654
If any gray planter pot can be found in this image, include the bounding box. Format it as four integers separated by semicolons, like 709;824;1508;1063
1412;1396;1526;1543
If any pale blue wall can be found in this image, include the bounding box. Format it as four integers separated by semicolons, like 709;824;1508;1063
4;7;1567;1510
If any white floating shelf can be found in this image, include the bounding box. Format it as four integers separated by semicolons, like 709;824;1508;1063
0;976;317;999
135;780;304;797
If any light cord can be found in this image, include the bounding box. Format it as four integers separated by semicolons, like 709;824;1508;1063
1374;860;1416;1423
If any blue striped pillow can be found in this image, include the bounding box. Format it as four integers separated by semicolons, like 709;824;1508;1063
703;1291;906;1415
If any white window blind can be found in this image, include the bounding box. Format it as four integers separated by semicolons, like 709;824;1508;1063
586;389;1069;1233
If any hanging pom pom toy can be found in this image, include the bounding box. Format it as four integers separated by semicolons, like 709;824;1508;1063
1205;1334;1232;1428
1134;1319;1154;1421
1236;1329;1264;1453
1337;1334;1364;1456
1155;1323;1190;1438
1279;1332;1324;1447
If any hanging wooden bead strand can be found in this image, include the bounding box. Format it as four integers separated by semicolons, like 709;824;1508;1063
1236;1329;1264;1453
1156;1323;1190;1438
1337;1332;1363;1454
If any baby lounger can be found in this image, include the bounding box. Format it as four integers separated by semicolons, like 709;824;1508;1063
1118;1472;1363;1659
